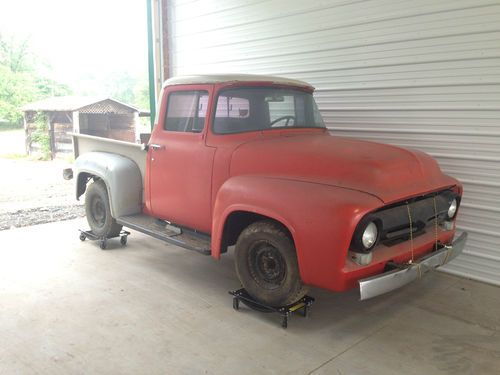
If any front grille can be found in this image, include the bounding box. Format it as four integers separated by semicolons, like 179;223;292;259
372;189;457;247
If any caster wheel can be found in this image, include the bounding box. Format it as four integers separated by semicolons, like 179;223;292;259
79;233;86;241
120;236;127;246
233;298;239;311
100;239;107;250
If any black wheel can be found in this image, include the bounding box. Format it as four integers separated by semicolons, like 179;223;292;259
79;233;86;241
85;179;122;238
120;236;127;246
234;220;308;307
100;239;107;250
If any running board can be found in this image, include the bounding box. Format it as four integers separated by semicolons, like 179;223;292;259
116;214;211;255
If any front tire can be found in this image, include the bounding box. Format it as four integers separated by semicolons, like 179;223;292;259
85;179;122;238
234;220;308;307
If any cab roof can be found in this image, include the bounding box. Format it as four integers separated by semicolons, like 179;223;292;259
163;74;314;91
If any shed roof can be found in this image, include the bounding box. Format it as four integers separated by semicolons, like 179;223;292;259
22;96;139;113
163;74;314;90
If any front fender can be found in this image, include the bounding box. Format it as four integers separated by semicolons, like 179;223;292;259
211;175;382;290
74;151;143;218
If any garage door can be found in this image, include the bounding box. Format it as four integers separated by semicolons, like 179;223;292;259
166;0;500;285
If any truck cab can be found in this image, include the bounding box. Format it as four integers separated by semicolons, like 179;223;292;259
144;75;324;233
70;74;467;307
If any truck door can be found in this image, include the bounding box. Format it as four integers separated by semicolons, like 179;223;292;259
148;85;215;233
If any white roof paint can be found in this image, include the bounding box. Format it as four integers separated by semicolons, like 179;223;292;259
163;74;314;90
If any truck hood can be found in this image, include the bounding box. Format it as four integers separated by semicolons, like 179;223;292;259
229;133;456;204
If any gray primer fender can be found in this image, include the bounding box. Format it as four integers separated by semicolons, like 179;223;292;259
74;151;143;218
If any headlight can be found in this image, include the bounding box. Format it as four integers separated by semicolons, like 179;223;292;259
362;222;378;250
447;198;458;219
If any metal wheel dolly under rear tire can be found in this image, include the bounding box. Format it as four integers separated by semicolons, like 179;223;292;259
78;229;130;250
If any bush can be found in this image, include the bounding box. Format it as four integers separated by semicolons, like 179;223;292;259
30;113;51;160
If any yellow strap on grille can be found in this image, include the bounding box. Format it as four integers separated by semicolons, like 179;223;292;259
406;203;414;263
433;195;439;251
407;195;440;265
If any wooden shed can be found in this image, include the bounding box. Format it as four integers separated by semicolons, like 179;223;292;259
22;96;140;157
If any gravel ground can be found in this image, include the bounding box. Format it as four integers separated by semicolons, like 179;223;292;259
0;130;85;230
0;205;85;230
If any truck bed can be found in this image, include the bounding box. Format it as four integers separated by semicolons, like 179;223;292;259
71;133;147;182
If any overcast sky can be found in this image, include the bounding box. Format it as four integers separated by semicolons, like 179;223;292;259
0;0;148;83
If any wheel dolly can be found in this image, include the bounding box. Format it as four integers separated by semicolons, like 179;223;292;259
79;229;130;250
229;288;315;328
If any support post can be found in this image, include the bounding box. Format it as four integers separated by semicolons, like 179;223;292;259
161;0;169;82
72;111;80;133
146;0;156;129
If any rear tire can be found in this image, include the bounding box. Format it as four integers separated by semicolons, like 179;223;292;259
85;179;122;238
234;220;308;307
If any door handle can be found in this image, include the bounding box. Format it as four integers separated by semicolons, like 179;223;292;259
150;143;165;150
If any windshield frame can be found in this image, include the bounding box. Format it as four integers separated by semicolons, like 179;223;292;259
210;85;326;135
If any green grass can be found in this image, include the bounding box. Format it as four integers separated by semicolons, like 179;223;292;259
0;123;23;132
0;150;74;162
0;152;56;161
0;153;27;159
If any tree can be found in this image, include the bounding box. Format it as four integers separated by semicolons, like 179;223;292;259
70;70;149;111
35;76;72;98
133;77;150;110
0;33;71;125
102;71;150;110
104;71;136;104
0;34;33;72
0;65;37;123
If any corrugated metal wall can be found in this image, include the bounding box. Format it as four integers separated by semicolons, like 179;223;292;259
166;0;500;285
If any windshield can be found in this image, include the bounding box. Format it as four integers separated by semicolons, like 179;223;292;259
212;87;325;134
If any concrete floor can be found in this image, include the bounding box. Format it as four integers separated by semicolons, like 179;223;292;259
1;219;499;375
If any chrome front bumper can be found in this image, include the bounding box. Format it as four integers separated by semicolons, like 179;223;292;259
359;232;468;301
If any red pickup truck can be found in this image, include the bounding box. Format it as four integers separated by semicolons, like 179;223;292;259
68;74;467;306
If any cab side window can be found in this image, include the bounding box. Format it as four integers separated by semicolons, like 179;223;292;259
164;90;208;132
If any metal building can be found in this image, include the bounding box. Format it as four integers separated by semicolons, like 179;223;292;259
155;0;500;285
